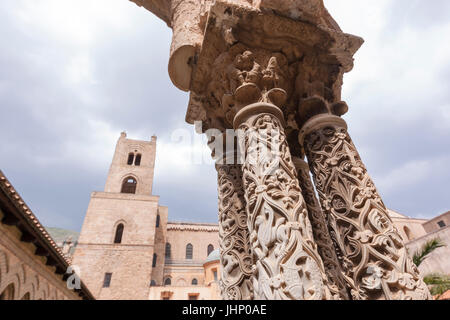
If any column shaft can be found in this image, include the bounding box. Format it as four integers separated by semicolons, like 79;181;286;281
301;115;431;300
293;157;351;300
235;103;330;300
216;162;254;300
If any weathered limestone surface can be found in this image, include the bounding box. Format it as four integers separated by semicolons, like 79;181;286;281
293;157;351;300
235;104;331;300
298;108;431;300
216;159;253;300
73;134;165;300
0;222;81;300
129;0;431;300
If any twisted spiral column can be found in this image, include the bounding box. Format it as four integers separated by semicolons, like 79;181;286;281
299;113;431;300
216;152;254;300
292;157;351;300
233;102;331;300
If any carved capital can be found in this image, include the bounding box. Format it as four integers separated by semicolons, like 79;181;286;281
181;0;362;131
298;112;347;145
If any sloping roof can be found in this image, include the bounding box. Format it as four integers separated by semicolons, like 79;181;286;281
0;170;94;300
205;248;220;263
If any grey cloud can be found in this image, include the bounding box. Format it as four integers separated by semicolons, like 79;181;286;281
0;0;449;232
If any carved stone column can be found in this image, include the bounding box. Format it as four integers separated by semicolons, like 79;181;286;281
292;156;352;300
298;106;431;300
216;152;254;300
233;102;331;300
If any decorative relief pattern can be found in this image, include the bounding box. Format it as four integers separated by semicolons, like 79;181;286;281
237;111;330;300
304;124;431;300
294;158;351;300
217;163;254;300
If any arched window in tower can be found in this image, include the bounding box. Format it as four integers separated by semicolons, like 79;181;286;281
114;223;124;244
207;244;214;256
127;153;135;165
191;278;198;286
164;278;171;286
121;177;137;194
165;243;171;259
134;154;142;166
186;243;193;260
152;253;157;268
156;214;160;228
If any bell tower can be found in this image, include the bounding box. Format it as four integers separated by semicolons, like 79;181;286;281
104;132;157;195
72;132;167;300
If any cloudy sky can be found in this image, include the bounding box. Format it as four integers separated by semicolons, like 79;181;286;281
0;0;449;231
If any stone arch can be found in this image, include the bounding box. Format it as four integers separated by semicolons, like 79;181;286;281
47;285;57;300
0;250;9;285
20;292;31;300
175;277;187;287
164;276;172;286
17;264;26;288
0;283;15;300
0;273;20;300
112;219;128;244
403;226;413;241
19;272;36;300
120;173;140;194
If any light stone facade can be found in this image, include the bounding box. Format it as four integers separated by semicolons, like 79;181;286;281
72;133;221;300
0;223;79;300
403;212;450;277
0;171;93;300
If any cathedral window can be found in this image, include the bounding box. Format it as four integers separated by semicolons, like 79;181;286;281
165;243;171;259
150;280;156;287
152;253;157;267
135;154;142;166
186;243;193;260
114;223;124;244
127;153;134;165
164;278;171;286
121;177;137;194
156;214;160;228
438;220;446;228
103;273;112;288
191;278;198;286
207;244;214;256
